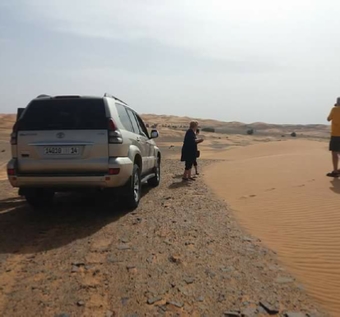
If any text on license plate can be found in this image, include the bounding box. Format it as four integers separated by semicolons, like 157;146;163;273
44;147;80;155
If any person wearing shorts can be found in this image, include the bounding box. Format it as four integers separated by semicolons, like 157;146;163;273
327;97;340;177
181;121;203;181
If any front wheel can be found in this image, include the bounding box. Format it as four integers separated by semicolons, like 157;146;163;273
125;164;141;209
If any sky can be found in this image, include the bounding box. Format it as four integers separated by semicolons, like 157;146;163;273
0;0;339;124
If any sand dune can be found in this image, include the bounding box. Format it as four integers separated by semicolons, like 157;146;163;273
143;114;330;138
205;140;340;316
0;114;15;131
0;113;330;140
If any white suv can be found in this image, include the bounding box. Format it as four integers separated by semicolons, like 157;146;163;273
7;94;161;209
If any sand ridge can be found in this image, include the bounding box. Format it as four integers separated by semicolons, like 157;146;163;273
0;113;331;139
205;139;340;316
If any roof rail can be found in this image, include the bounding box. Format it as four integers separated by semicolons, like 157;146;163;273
54;95;81;99
104;93;128;105
36;94;51;99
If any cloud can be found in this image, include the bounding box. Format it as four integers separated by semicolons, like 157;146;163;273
10;0;329;63
2;0;340;123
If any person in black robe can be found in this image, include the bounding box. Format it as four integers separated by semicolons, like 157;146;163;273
181;121;203;181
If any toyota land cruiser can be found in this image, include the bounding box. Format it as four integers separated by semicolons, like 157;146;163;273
7;94;161;209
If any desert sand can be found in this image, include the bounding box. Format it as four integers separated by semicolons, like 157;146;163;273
0;163;7;181
205;139;340;316
0;113;332;316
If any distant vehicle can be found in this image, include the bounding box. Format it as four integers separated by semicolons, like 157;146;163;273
7;94;161;209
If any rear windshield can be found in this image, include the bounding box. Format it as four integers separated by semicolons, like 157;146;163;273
19;98;107;130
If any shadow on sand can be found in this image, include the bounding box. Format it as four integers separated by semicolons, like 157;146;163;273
168;180;192;189
0;186;152;255
330;178;340;194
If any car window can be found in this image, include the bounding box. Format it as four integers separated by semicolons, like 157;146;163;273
116;104;134;133
20;98;107;130
126;108;142;135
135;113;150;138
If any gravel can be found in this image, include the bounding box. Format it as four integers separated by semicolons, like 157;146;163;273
0;158;328;316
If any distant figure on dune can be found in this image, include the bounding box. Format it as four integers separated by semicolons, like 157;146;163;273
327;97;340;177
181;121;203;181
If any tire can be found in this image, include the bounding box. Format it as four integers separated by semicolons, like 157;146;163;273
148;156;160;187
125;164;141;209
25;189;55;209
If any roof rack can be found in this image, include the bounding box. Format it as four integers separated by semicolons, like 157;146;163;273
54;95;81;99
104;93;128;105
36;94;52;99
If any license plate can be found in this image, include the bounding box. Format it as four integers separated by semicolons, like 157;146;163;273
44;147;80;155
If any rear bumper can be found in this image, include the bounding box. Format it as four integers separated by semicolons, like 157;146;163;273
7;157;133;189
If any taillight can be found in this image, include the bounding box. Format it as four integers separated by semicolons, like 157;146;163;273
108;118;117;131
108;168;120;175
108;118;123;144
10;122;18;145
7;168;15;176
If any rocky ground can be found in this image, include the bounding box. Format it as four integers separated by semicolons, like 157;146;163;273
0;157;327;317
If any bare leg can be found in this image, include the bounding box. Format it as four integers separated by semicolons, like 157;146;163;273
332;151;339;172
183;161;190;180
183;169;188;179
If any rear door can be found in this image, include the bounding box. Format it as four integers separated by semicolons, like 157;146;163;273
128;110;153;173
114;103;141;157
125;108;150;174
17;97;109;174
134;113;155;172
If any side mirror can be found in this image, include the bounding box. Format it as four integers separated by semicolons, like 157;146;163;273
150;130;159;139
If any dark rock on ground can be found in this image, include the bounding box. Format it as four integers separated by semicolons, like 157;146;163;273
224;311;241;317
167;301;184;308
259;300;279;315
147;297;162;305
285;313;307;317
